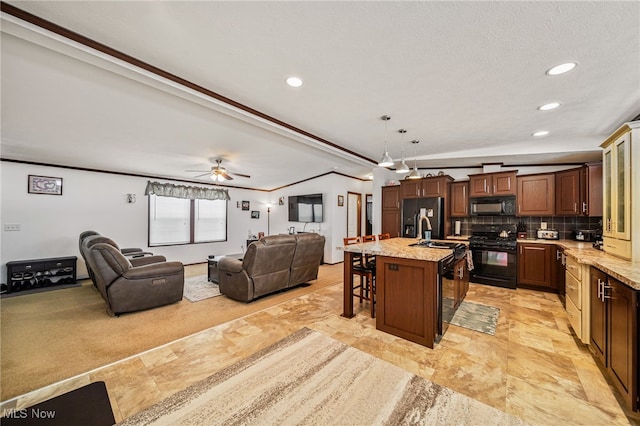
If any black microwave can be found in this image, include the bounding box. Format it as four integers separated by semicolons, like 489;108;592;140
470;196;516;216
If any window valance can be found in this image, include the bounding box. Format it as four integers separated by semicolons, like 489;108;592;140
145;181;230;201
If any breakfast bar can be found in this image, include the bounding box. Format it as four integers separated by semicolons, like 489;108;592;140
341;238;460;348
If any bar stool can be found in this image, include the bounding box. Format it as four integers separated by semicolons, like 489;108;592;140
343;237;376;317
378;233;391;240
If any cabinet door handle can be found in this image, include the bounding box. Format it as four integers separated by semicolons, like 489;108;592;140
602;284;612;300
582;202;587;213
493;184;496;194
597;279;602;300
574;202;577;213
556;250;561;260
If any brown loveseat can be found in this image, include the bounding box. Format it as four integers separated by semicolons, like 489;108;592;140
218;233;325;302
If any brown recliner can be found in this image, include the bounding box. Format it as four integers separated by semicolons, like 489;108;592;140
79;232;161;285
218;233;325;302
85;242;184;316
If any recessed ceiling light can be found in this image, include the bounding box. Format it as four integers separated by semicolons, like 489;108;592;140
538;102;561;111
532;131;549;137
546;62;577;76
286;76;303;87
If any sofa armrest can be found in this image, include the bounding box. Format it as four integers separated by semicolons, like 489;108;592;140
122;261;184;280
125;251;155;258
130;255;167;267
219;257;243;273
121;248;143;254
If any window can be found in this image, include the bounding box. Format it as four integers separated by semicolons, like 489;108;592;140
149;195;227;246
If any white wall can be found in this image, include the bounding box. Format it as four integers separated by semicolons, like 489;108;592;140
268;173;372;264
0;162;372;281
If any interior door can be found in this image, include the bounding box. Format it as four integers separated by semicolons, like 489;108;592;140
347;192;362;238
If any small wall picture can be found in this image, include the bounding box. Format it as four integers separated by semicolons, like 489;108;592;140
251;210;260;219
337;195;344;206
278;196;285;205
242;200;250;210
28;175;63;195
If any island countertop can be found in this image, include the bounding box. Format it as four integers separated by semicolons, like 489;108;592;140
340;237;454;262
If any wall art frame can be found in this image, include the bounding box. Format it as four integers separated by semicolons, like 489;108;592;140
28;175;63;195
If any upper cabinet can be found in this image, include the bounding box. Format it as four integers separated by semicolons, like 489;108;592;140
381;186;402;238
555;164;602;216
468;171;517;197
450;181;469;217
601;121;638;261
401;175;453;198
516;173;555;216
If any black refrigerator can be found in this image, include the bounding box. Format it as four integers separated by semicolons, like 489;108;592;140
402;197;444;239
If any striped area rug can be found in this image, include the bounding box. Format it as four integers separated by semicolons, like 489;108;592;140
118;328;525;425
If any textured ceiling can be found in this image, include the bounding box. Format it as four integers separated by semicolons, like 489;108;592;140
1;1;638;190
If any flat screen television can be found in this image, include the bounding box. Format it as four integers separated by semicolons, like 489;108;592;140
288;193;323;223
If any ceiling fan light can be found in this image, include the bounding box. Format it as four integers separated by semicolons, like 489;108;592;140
396;160;410;173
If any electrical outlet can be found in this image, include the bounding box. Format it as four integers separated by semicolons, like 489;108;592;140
4;224;21;231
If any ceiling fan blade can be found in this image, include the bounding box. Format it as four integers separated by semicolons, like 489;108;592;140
193;172;211;178
219;171;234;181
185;169;210;172
230;172;251;179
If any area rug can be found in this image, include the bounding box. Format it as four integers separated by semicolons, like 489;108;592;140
450;301;500;336
118;328;524;425
182;275;221;302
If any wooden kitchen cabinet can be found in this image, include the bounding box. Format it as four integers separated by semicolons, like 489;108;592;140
517;243;553;290
382;185;401;237
589;267;638;412
589;267;607;366
601;121;638;261
552;245;566;295
401;175;452;198
516;173;555;216
450;181;469;217
468;171;517;197
555;164;603;216
453;256;469;307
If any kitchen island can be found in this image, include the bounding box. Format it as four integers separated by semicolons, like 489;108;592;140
341;237;460;349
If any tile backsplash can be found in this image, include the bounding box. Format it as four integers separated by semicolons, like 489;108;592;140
452;216;602;240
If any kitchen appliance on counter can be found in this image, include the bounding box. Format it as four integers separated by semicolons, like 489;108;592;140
537;229;559;240
469;196;516;216
402;197;444;239
469;224;517;289
573;229;600;242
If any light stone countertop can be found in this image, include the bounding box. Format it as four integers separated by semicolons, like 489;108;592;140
341;237;454;262
517;239;640;291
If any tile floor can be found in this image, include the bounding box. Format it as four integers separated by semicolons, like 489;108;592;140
4;263;639;425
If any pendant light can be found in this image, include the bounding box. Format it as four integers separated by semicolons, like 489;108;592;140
407;140;421;179
377;115;393;167
396;129;410;174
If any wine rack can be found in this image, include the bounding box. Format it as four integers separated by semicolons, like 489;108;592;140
5;256;77;295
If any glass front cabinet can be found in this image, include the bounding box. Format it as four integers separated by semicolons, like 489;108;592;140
600;121;638;261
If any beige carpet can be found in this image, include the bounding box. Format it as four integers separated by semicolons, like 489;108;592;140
117;328;526;425
0;264;342;401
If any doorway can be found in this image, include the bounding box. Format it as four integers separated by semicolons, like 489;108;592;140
347;192;362;238
365;194;373;235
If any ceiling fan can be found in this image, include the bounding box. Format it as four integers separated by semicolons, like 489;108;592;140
186;159;251;182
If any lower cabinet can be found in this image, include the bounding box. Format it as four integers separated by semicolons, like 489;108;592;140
453;257;469;308
517;243;553;290
589;267;639;412
565;255;590;344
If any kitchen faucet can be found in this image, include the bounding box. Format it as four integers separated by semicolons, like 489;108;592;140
416;208;432;240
